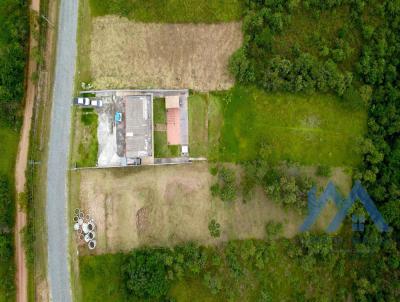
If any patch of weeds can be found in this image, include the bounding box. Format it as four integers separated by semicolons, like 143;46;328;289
316;165;332;177
210;166;237;202
208;219;221;238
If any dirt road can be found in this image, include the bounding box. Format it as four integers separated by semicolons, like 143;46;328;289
15;1;40;302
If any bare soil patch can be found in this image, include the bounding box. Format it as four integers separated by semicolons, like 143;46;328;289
75;163;309;255
90;16;242;91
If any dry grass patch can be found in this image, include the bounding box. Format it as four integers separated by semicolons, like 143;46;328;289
74;163;308;255
90;16;242;91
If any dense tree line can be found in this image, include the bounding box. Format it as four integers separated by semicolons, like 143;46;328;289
230;0;357;96
0;0;29;126
0;176;15;299
120;224;399;301
0;0;29;299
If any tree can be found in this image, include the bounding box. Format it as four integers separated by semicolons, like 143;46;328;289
123;249;170;299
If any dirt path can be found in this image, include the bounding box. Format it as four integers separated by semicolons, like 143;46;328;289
15;1;40;302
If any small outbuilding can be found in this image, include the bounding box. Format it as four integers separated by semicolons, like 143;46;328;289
165;95;180;109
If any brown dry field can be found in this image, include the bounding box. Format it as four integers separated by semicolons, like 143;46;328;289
72;163;351;255
90;16;242;91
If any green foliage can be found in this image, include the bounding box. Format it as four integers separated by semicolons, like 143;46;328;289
80;233;400;301
123;248;170;299
0;0;28;128
80;108;97;126
243;161;313;211
209;166;218;176
80;253;126;301
231;1;361;97
89;0;243;23
299;233;334;260
208;219;221;238
265;221;283;240
203;273;222;295
211;167;237;202
229;48;255;84
0;127;19;177
0;175;15;301
316;165;332;177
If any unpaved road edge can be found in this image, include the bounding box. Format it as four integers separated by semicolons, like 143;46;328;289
15;2;40;302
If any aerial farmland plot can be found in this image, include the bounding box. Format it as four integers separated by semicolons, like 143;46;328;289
68;1;399;302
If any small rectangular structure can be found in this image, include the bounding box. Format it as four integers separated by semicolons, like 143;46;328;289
165;95;180;109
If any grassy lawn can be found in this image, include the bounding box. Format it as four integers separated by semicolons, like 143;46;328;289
153;98;166;124
89;0;243;23
170;279;219;302
80;254;127;301
71;108;99;167
212;86;366;166
188;94;208;157
75;0;93;91
0;126;19;177
154;131;180;158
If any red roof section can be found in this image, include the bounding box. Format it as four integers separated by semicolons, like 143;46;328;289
167;108;180;145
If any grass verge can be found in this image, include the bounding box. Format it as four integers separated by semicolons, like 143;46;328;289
75;0;92;91
71;108;99;168
25;0;61;300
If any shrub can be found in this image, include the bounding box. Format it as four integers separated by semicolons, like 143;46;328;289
209;165;219;176
229;47;255;84
210;167;237;202
316;165;332;177
123;249;170;299
265;221;283;240
210;183;220;197
208;219;221;238
203;273;222;295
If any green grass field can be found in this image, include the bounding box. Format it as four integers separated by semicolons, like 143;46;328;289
153;98;166;124
188;94;209;157
210;86;366;166
80;254;126;301
89;0;243;23
154;131;180;158
0;127;19;177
